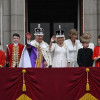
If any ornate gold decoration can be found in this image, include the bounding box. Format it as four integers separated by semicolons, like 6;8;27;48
79;93;98;100
16;69;32;100
35;46;42;68
12;44;20;67
16;94;32;100
79;68;98;100
86;68;90;91
22;69;26;92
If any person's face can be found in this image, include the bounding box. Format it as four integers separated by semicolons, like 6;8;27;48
98;39;100;45
35;35;43;43
71;34;77;40
13;36;20;43
82;43;89;48
57;37;64;44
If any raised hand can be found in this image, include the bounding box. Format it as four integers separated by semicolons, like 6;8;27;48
51;36;56;43
26;32;32;40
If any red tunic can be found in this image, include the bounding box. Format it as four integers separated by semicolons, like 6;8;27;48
6;43;24;67
0;50;5;67
92;46;100;67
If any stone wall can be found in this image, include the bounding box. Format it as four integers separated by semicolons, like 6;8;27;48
0;0;2;46
0;0;100;51
84;0;97;45
11;0;25;45
0;0;25;51
97;0;100;39
2;0;11;51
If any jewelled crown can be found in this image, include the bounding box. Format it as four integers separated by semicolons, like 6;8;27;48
56;25;64;37
34;24;44;35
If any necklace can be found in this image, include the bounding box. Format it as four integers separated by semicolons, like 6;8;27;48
58;43;63;47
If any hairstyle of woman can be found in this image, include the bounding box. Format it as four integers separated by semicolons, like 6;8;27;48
68;29;78;39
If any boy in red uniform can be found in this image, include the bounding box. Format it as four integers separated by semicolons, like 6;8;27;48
0;50;5;67
6;33;24;67
93;35;100;67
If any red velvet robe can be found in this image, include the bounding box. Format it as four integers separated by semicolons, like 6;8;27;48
92;46;100;67
6;43;24;67
0;50;5;67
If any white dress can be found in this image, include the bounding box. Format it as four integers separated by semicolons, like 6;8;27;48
64;39;80;67
50;43;70;68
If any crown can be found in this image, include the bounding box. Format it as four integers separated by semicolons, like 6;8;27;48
34;24;44;35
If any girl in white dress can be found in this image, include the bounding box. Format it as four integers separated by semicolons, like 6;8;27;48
49;25;70;68
65;29;80;67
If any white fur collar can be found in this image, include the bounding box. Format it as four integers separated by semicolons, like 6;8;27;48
30;40;48;49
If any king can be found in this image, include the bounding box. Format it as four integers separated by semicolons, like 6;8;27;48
19;24;51;68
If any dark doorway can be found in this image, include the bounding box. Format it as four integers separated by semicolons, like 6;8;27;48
26;0;83;43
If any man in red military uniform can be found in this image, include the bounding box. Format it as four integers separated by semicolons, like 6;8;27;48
0;50;5;67
6;33;24;67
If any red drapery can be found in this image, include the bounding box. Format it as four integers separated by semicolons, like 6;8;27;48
0;67;100;100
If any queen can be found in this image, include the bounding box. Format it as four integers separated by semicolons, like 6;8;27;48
49;25;70;67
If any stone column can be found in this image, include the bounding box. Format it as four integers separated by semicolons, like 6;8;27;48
2;0;11;51
0;0;3;50
11;0;25;45
84;0;97;45
97;0;100;38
